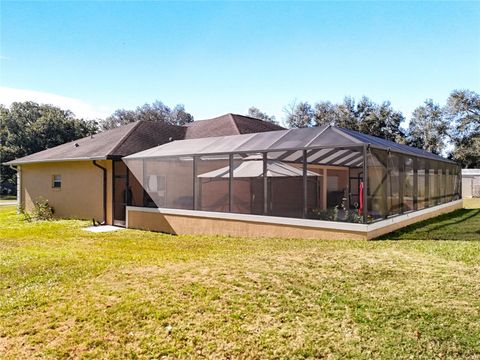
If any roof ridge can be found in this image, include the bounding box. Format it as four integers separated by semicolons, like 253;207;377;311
231;113;263;122
106;121;143;156
233;113;285;130
331;126;365;145
228;113;242;134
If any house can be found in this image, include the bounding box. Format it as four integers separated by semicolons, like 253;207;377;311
122;125;462;240
4;114;283;225
5;114;462;240
462;169;480;198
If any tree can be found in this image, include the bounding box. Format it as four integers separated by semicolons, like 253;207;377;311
102;109;137;130
312;101;337;127
312;97;359;131
357;99;406;143
101;101;193;130
445;89;480;167
334;97;359;130
355;96;377;134
246;107;277;124
169;104;194;126
311;96;405;142
407;99;447;154
376;101;406;143
450;136;480;168
446;89;480;135
284;101;314;128
0;101;97;187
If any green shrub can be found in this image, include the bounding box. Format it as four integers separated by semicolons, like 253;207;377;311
309;197;364;224
21;198;54;221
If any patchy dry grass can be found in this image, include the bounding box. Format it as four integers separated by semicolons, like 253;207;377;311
0;205;480;358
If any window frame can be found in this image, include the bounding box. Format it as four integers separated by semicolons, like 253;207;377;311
52;174;62;189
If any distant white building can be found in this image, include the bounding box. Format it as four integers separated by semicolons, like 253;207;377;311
462;169;480;198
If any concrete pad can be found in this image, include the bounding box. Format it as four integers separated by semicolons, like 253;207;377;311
82;225;125;233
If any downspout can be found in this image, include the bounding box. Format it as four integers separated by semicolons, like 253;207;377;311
9;165;21;213
92;160;107;225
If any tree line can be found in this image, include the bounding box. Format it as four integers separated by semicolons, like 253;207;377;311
1;90;479;190
0;102;98;190
281;89;479;167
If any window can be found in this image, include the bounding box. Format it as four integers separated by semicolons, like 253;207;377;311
52;175;62;189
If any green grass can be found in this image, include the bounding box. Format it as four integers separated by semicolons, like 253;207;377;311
1;206;479;358
0;198;16;203
378;208;480;241
0;195;16;201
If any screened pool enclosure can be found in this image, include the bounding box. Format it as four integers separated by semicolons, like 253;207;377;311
123;125;461;224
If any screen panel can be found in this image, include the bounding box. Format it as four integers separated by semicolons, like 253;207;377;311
367;148;387;221
196;155;230;212
403;157;414;212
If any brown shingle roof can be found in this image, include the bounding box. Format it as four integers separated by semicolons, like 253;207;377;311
184;113;284;139
229;114;284;134
5;121;185;165
110;121;185;157
5;122;137;165
5;114;284;165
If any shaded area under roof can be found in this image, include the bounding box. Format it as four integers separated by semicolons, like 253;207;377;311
124;125;455;165
198;159;319;178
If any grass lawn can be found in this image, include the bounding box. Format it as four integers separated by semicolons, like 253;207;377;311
0;206;479;358
0;195;16;201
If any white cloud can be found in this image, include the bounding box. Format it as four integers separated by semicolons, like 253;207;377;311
0;87;112;119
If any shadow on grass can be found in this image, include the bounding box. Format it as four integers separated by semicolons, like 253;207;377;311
377;208;480;241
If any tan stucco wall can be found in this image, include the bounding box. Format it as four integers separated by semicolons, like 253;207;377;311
19;160;113;223
127;210;367;240
126;200;463;240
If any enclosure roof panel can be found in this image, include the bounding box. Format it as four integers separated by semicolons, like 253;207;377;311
124;125;455;164
338;128;452;162
197;160;319;178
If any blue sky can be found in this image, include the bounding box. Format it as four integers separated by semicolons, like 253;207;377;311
1;1;479;125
